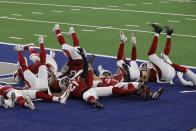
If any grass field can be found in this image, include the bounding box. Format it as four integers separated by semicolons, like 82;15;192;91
0;0;196;66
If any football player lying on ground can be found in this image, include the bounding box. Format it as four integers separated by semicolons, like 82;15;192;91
53;24;85;78
90;31;142;88
157;38;196;87
48;37;164;109
88;31;139;88
0;84;69;110
49;53;164;109
140;24;196;86
80;35;164;109
15;36;55;94
139;24;177;83
115;31;140;82
13;42;58;83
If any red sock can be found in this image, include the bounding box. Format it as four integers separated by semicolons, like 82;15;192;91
171;63;187;73
29;46;36;55
148;35;159;56
117;41;125;61
143;87;151;97
55;29;66;46
36;91;53;101
86;69;94;88
18;51;28;71
72;33;79;47
39;43;46;65
163;37;171;55
87;96;96;104
131;46;137;60
112;84;136;96
17;96;25;107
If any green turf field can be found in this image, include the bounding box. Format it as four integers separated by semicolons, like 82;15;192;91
0;0;196;66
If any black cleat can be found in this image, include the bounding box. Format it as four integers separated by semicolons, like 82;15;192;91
91;100;104;109
152;88;164;100
0;96;8;108
164;26;174;36
136;81;148;100
150;23;163;34
87;54;95;65
136;81;145;95
122;63;131;82
10;92;16;108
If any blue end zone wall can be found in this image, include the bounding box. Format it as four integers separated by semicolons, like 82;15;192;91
0;43;196;131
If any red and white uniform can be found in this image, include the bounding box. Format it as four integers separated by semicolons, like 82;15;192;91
17;41;51;92
28;44;58;73
13;61;40;83
96;73;123;87
0;85;14;98
0;85;62;107
0;85;33;107
13;46;58;83
83;81;141;103
116;40;140;82
144;33;176;82
49;69;94;99
54;25;83;78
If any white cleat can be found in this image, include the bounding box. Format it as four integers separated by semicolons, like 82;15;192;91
120;31;127;43
59;88;70;104
66;26;75;36
0;96;8;108
152;88;164;100
49;49;56;58
24;96;35;110
52;24;60;32
14;44;23;51
131;33;137;46
98;65;104;73
38;36;44;44
160;52;173;64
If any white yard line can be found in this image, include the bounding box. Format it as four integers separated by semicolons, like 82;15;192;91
159;1;170;4
141;2;153;5
9;36;23;40
145;21;160;25
81;29;95;32
31;12;43;15
0;80;18;85
124;3;136;6
96;26;113;29
167;0;196;3
179;90;196;93
0;16;196;38
11;14;22;16
1;42;196;69
70;8;81;11
107;5;118;8
52;10;63;13
0;1;196;17
125;24;139;27
0;62;17;65
0;73;13;77
34;34;47;37
186;18;196;21
167;20;180;23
